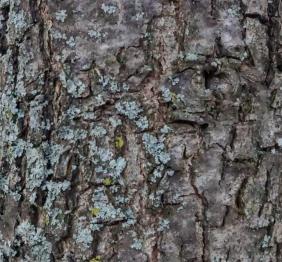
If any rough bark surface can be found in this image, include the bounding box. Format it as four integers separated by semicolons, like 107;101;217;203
1;0;282;261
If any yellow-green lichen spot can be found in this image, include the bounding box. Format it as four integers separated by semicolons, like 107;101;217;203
103;177;113;186
90;256;102;262
90;207;100;217
115;135;124;149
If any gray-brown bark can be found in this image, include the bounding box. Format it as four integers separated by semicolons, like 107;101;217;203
1;0;282;261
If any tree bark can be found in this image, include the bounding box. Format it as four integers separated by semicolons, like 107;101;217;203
1;0;282;261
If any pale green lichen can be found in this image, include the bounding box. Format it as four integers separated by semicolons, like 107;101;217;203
109;117;122;128
43;180;70;210
29;96;49;130
122;208;137;228
133;12;144;21
185;52;198;61
90;125;107;138
49;208;66;227
88;29;107;40
26;145;50;192
0;231;16;260
142;133;170;165
66;36;76;48
157;219;170;232
51;29;67;40
0;93;24;160
101;3;117;14
90;256;102;262
160;125;173;134
89;140;113;164
0;175;21;201
227;5;241;17
116;100;143;119
98;75;129;93
115;195;129;205
169;76;180;86
10;138;26;158
65;106;99;121
67;78;87;97
66;106;81;119
89;138;126;180
43;142;67;166
135;116;149;130
149;189;165;208
55;10;67;22
75;217;93;249
131;238;143;250
90;188;125;229
161;85;172;102
16;221;52;262
109;157;127;178
151;165;164;183
115;100;149;130
58;127;88;141
260;235;271;249
59;71;87;98
10;9;28;31
0;0;9;8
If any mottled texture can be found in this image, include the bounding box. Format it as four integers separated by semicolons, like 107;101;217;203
1;0;282;261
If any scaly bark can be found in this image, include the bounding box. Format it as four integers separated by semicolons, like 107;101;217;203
0;0;282;261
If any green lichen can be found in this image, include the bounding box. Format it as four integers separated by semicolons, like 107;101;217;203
90;207;101;217
90;256;102;262
115;135;125;149
103;177;113;186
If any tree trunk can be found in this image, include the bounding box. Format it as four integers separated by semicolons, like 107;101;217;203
1;0;282;261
